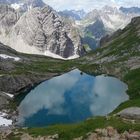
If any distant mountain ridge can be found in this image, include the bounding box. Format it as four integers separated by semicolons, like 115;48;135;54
59;9;86;20
75;6;140;49
120;7;140;14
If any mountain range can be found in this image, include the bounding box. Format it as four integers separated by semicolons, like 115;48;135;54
76;6;140;49
120;7;140;14
59;9;86;20
0;0;139;58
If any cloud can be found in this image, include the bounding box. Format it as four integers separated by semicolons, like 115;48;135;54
89;75;129;115
43;0;140;12
17;69;80;125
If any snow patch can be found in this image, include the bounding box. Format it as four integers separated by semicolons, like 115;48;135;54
0;112;12;126
5;93;14;98
0;34;79;60
44;50;65;59
0;54;20;61
44;50;79;60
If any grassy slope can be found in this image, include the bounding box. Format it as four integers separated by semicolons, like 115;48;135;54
24;117;139;140
112;68;140;113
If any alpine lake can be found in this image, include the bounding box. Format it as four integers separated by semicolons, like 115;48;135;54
16;69;129;127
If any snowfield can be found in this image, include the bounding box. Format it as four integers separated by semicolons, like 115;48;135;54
0;54;20;61
5;93;14;98
44;50;79;60
0;112;12;126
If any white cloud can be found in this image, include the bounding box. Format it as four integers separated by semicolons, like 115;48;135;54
43;0;140;12
17;69;80;125
90;75;129;115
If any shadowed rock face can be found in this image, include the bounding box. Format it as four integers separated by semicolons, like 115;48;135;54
0;5;83;59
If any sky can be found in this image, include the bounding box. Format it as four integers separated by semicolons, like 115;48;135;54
43;0;140;12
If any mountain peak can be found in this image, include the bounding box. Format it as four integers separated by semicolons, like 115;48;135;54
0;4;83;59
102;5;120;14
59;9;86;20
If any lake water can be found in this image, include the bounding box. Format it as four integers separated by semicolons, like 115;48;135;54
17;69;129;127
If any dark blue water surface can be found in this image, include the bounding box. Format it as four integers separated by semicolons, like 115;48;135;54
17;69;129;127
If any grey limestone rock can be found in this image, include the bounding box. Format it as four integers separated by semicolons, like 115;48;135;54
117;107;140;120
0;4;83;59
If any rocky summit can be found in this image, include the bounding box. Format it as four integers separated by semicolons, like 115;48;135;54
0;4;83;59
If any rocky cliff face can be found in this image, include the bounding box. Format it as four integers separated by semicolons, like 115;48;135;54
0;5;83;59
0;5;19;40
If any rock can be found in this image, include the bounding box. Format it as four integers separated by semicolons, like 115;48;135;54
0;4;19;35
48;134;59;139
95;128;108;136
86;133;97;140
117;107;140;120
125;131;140;140
0;91;12;109
84;127;139;140
21;133;33;140
0;73;58;95
0;4;84;59
50;134;59;139
107;126;117;137
73;136;83;140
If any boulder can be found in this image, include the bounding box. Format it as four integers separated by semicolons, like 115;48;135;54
117;107;140;120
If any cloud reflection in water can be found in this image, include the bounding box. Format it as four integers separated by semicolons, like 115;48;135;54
17;69;129;127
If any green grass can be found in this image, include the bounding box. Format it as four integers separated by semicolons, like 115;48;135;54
112;99;140;114
10;59;77;75
23;116;140;140
123;68;140;99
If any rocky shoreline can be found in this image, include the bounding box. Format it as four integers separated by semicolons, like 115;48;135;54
75;127;140;140
0;126;140;140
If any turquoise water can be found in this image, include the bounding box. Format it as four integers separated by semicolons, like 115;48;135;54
17;69;129;127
